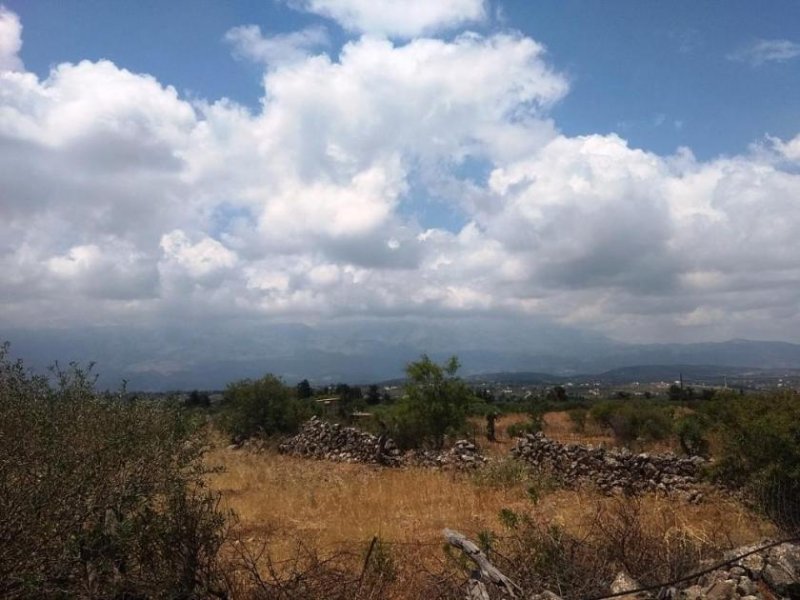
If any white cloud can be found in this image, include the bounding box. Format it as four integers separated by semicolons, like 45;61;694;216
728;38;800;66
2;6;800;346
286;0;487;37
0;6;22;71
224;25;329;67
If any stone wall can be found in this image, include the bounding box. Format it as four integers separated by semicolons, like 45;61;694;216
511;431;706;499
276;417;487;469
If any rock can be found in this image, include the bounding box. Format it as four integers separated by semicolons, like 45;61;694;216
529;592;563;600
704;579;735;600
611;571;646;599
669;542;800;600
680;584;705;599
763;543;800;597
735;576;757;596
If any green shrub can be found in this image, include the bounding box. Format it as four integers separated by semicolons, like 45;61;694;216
220;374;315;441
701;391;800;531
674;413;710;457
589;400;674;445
388;355;476;449
0;344;227;599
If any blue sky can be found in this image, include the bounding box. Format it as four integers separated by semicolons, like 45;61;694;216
2;0;800;385
7;0;800;161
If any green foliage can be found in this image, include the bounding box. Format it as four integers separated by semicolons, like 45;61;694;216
366;383;382;405
546;385;568;402
186;388;210;407
590;399;674;445
221;374;314;440
296;378;313;399
389;355;475;449
0;343;227;599
700;391;800;530
364;538;396;584
674;413;710;457
471;457;532;489
334;383;365;421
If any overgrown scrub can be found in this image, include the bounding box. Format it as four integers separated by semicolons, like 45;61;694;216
493;495;731;599
225;534;462;600
590;399;674;446
701;391;800;532
220;374;316;441
0;344;227;599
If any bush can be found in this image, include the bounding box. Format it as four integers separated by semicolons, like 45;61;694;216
701;391;800;532
590;400;674;446
494;495;728;599
220;374;315;441
0;344;227;599
674;413;710;457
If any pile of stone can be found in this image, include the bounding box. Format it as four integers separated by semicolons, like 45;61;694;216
525;542;800;600
278;417;402;466
609;541;800;600
511;432;706;498
275;418;487;469
405;439;489;470
675;541;800;600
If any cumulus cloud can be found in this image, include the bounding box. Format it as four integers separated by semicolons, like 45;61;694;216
286;0;487;37
728;38;800;66
2;6;800;347
224;24;329;67
0;5;23;71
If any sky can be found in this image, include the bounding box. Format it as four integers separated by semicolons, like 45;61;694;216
2;0;800;380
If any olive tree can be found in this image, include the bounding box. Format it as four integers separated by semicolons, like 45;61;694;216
391;355;475;449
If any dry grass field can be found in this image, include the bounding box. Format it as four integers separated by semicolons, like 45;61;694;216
205;411;777;597
206;437;774;567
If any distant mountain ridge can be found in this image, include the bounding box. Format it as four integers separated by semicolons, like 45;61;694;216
5;323;800;390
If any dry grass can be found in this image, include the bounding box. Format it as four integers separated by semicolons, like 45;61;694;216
207;443;773;557
206;426;776;598
207;446;531;558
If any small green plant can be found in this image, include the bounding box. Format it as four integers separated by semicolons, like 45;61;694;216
499;508;520;529
365;538;396;584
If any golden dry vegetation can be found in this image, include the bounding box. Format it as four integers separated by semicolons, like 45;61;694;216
206;410;776;597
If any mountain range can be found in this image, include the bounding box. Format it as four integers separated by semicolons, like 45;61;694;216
5;319;800;390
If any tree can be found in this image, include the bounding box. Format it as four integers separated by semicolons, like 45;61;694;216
296;379;313;399
547;385;568;402
391;355;474;449
366;384;381;405
186;389;210;407
221;374;312;440
334;383;364;420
